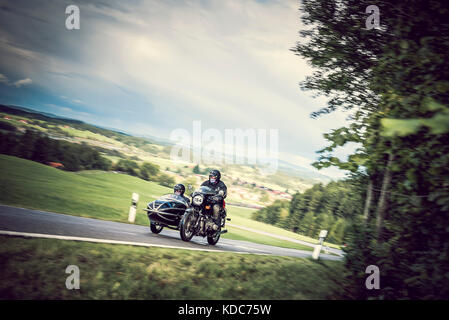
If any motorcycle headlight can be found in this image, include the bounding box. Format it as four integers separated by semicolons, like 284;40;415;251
193;195;204;205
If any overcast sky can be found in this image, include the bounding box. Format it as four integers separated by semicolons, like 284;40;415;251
0;0;357;178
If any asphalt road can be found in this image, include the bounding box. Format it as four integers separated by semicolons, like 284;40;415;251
0;205;342;261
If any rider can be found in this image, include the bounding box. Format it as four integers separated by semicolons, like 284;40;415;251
201;169;227;230
173;184;190;205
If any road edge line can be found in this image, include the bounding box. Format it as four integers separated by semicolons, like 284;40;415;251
0;230;272;256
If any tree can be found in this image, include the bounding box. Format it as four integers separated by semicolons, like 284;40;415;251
251;208;265;222
193;164;201;174
259;190;270;203
321;212;335;237
265;205;281;225
16;129;37;159
300;211;316;237
0;127;113;172
293;0;449;299
277;207;290;228
96;156;112;171
0;121;16;132
114;159;139;176
32;136;52;163
139;162;160;181
0;131;19;155
157;173;176;188
287;192;306;232
265;178;363;238
329;218;345;244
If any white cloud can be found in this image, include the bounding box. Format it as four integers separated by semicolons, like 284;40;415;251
0;73;32;87
13;78;32;87
0;73;8;83
45;104;71;112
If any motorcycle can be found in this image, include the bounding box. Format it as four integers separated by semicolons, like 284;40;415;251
144;193;190;234
179;185;230;245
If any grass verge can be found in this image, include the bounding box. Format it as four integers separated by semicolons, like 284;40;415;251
0;236;344;299
226;206;341;249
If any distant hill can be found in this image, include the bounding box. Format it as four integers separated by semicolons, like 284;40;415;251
277;159;333;183
0;104;83;124
1;104;335;189
0;104;184;147
0;104;155;144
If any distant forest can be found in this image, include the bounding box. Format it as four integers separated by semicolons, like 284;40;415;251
0;129;175;187
0;129;112;171
252;177;365;244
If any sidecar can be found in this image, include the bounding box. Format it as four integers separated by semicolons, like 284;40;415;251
144;194;189;233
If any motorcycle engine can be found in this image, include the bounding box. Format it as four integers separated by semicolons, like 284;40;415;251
205;217;216;232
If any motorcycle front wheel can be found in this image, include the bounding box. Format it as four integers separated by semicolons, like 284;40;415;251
180;212;195;242
207;229;221;245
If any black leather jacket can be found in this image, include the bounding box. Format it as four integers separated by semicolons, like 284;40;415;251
201;180;227;199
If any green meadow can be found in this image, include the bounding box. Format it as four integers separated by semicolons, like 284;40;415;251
0;236;344;299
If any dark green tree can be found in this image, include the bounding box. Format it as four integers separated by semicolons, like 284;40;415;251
157;173;176;188
193;164;201;174
114;159;139;176
139;162;160;181
293;0;449;299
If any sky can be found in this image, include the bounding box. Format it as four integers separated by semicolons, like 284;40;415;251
0;0;357;179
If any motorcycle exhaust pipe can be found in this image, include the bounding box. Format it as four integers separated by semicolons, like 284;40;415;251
220;229;228;235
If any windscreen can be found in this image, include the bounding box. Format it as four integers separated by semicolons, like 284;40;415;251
159;194;189;206
196;186;217;195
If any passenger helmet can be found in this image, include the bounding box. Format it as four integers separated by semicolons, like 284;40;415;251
209;169;221;184
174;184;186;196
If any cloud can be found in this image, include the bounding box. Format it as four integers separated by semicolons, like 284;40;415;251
13;78;32;87
45;104;72;112
60;95;84;104
0;73;32;87
0;73;8;83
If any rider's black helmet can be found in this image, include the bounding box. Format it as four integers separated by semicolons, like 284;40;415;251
209;169;221;184
174;184;186;196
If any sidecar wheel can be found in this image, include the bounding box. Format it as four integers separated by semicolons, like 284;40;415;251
150;222;163;234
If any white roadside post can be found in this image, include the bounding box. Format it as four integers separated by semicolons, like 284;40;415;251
312;230;328;260
128;192;139;223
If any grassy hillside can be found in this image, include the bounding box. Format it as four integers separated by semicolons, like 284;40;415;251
0;236;344;299
0;154;169;226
